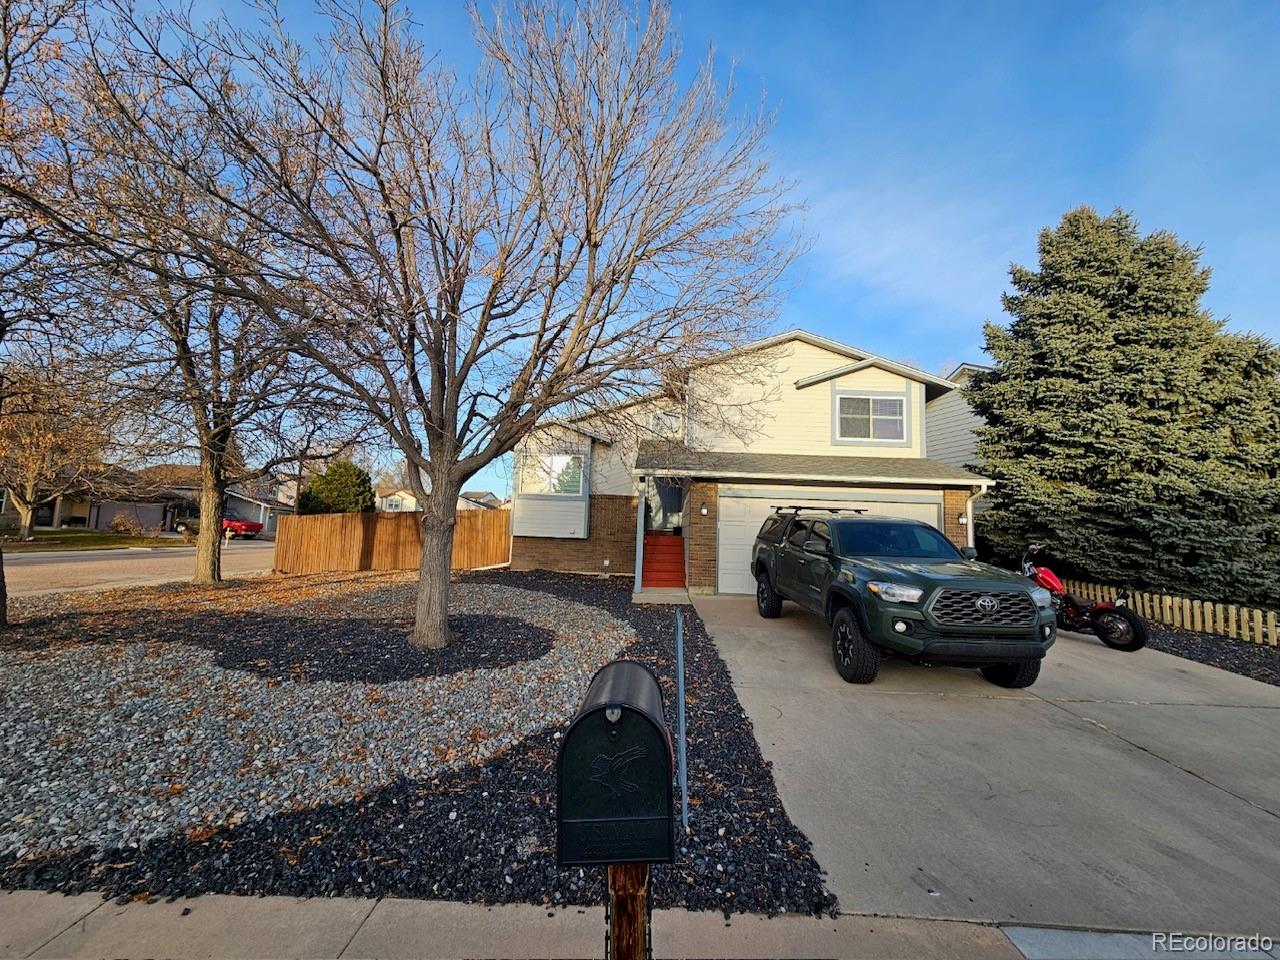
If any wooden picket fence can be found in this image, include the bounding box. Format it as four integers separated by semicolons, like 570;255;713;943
1062;578;1278;646
273;509;511;576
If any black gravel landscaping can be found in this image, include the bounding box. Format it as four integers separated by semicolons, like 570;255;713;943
0;570;836;916
1144;623;1280;687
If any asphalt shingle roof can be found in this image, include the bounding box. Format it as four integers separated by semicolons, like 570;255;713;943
634;442;988;484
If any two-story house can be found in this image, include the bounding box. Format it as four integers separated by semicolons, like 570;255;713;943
509;330;992;595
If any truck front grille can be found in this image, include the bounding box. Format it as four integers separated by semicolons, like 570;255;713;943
929;589;1037;627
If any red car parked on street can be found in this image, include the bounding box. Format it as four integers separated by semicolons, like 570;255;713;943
221;510;264;539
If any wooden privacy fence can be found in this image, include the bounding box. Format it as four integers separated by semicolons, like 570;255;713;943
273;509;511;576
1062;578;1278;646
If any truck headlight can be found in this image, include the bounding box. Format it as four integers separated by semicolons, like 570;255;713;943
867;581;924;604
1030;586;1053;611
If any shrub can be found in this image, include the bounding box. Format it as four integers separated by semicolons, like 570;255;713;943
108;511;144;536
299;460;376;514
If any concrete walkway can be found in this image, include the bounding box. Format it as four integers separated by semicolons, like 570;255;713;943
692;595;1280;937
7;890;1277;959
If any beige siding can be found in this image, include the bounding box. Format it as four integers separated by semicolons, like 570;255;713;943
925;376;982;469
687;341;925;457
590;438;640;495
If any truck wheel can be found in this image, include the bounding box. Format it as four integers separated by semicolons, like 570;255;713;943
980;661;1041;689
756;570;782;619
832;607;879;683
243;533;257;540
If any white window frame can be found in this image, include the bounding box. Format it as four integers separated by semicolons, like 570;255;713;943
521;453;586;497
385;496;402;511
835;394;906;443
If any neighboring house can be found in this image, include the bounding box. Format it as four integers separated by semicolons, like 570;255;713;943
136;464;295;536
375;484;497;513
924;362;992;471
509;330;993;595
375;484;419;512
0;464;296;535
460;490;502;509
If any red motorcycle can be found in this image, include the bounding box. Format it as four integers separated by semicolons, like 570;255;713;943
1021;544;1148;651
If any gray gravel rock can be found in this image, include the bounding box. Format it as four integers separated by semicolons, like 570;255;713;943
0;583;631;857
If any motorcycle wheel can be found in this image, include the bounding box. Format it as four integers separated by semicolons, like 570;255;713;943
1091;607;1148;652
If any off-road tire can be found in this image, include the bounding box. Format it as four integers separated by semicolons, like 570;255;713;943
831;607;880;683
756;570;782;619
980;660;1041;689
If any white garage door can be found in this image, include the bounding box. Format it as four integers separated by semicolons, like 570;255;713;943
716;491;943;594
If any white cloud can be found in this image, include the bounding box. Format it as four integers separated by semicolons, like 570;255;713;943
801;172;1037;325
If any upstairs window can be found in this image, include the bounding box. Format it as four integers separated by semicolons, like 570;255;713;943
647;408;682;439
521;453;584;496
837;395;905;441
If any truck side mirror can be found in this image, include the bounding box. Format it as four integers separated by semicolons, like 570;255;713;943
557;660;675;866
961;546;978;560
803;537;831;556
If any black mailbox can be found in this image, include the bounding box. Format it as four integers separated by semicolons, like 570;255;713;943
557;660;675;866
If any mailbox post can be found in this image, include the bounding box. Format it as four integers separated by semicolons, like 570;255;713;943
558;661;674;959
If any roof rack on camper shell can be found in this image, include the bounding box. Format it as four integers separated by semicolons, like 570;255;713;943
771;505;869;515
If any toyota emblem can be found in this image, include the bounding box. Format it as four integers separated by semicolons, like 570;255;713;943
975;595;1000;614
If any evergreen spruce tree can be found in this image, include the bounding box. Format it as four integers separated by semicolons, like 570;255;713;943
298;461;376;515
967;207;1280;605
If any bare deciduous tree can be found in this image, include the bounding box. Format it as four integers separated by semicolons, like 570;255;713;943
0;0;79;625
1;0;799;646
0;357;122;539
91;263;367;583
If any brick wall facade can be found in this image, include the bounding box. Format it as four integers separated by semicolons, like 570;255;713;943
942;488;970;548
511;494;638;576
684;482;719;594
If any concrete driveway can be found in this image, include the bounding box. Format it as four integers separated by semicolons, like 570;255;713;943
693;595;1280;936
2;540;277;596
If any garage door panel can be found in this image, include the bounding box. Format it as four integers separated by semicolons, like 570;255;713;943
716;492;942;594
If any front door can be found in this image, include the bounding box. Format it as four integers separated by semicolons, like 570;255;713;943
645;478;684;532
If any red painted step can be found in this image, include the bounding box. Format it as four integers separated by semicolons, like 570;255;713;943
642;533;685;588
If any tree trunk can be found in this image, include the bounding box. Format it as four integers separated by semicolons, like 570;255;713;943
14;502;33;541
411;486;459;649
193;463;225;584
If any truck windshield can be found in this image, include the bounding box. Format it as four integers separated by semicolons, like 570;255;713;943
836;522;963;560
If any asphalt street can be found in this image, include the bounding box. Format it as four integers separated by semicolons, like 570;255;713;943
1;540;277;595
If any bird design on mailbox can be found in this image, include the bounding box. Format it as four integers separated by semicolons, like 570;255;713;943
589;746;646;798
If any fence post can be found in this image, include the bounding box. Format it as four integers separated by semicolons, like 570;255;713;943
1268;611;1278;648
674;608;689;833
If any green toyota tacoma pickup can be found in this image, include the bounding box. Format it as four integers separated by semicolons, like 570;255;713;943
751;507;1056;687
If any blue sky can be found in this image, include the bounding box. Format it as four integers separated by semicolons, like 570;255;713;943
218;1;1280;495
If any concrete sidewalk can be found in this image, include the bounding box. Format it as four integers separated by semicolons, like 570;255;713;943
5;891;1277;960
1;892;1013;959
